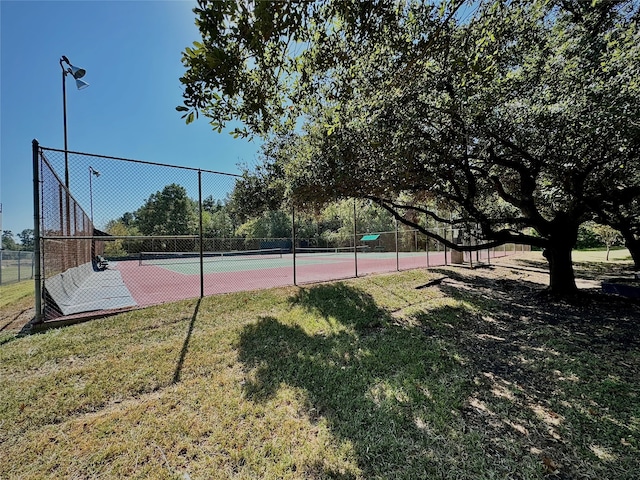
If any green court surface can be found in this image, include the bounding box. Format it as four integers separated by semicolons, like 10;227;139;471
141;255;333;275
140;252;421;275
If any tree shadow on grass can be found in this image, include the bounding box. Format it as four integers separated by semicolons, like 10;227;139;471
426;266;640;387
422;267;640;478
237;276;640;479
505;255;634;281
237;283;531;478
428;266;639;343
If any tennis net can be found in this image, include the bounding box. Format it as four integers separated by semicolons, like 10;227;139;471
294;246;370;256
139;248;283;266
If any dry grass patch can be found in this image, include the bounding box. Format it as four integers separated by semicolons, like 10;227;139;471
0;280;34;335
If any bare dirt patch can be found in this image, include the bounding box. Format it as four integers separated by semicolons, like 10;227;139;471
0;297;34;333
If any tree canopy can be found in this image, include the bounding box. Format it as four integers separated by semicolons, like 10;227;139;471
180;0;640;293
134;184;199;236
2;231;18;251
17;229;35;251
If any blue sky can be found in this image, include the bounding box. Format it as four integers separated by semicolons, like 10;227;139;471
1;0;261;240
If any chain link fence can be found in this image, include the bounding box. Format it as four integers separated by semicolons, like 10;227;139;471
33;141;525;323
0;250;34;285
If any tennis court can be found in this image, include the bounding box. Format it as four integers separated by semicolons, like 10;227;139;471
33;143;524;324
135;247;413;274
115;249;455;307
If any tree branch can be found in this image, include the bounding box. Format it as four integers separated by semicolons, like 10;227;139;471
366;197;547;250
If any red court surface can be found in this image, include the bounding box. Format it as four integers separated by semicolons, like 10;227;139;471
115;249;512;308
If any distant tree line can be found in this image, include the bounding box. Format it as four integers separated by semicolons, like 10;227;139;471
103;183;400;254
103;182;624;259
1;229;35;251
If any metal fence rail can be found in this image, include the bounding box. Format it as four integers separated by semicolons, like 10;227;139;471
33;141;526;323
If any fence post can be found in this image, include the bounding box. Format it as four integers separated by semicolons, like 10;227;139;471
292;206;297;286
444;227;448;266
353;199;358;277
33;139;44;324
426;230;430;268
395;217;399;271
198;170;204;299
0;250;3;285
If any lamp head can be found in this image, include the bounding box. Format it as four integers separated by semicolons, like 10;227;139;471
60;55;87;79
69;65;86;79
90;167;100;177
75;78;90;90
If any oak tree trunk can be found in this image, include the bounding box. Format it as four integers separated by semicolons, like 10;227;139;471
545;245;577;294
543;223;579;295
622;233;640;271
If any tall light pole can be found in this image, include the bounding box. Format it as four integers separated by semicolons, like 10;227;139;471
89;167;100;223
60;55;89;189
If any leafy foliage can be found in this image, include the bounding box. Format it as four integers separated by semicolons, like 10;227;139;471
1;230;17;251
16;229;34;251
104;219;140;256
179;0;640;293
236;210;292;239
134;184;198;236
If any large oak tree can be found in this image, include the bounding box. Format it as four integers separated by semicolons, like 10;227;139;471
179;0;640;294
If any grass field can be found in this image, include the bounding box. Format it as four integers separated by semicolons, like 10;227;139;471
0;280;34;309
0;252;638;479
0;264;33;285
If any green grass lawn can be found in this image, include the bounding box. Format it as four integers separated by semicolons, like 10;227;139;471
0;279;34;309
0;280;34;340
0;255;638;479
0;262;34;285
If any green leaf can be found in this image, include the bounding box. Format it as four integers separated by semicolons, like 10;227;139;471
176;106;189;112
438;2;446;18
186;112;195;124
